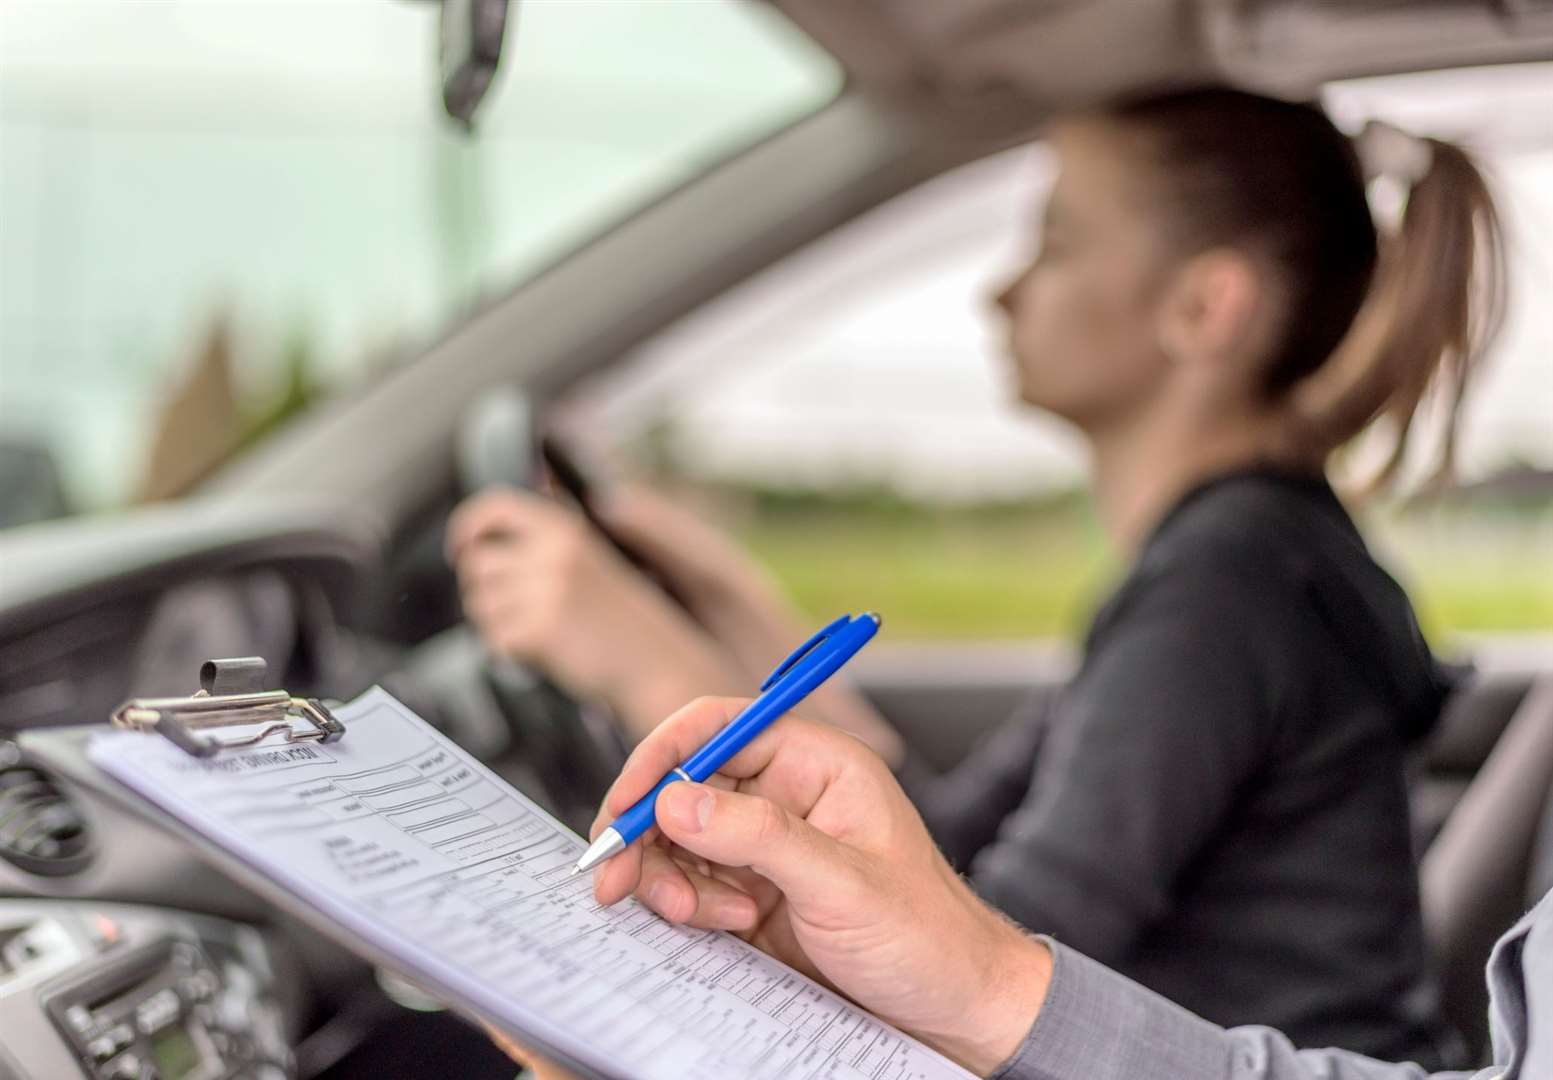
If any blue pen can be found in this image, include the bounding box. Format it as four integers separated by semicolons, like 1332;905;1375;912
570;612;881;875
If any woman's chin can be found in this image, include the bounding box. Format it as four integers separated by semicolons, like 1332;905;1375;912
1013;379;1064;416
1012;385;1096;436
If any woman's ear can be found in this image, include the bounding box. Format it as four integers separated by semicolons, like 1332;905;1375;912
1155;249;1269;376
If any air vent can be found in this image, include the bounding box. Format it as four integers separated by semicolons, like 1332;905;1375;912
0;749;93;877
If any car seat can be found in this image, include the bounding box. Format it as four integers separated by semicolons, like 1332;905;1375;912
1419;672;1553;1062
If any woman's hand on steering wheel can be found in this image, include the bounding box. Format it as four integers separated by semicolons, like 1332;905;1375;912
446;487;745;739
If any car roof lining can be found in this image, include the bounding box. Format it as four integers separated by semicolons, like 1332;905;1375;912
774;0;1553;116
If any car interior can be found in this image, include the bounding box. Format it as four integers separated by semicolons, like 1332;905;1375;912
1;2;1551;1078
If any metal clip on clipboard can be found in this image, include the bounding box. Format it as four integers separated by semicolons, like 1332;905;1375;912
109;657;346;759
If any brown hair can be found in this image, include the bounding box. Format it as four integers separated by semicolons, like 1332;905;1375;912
1098;87;1507;492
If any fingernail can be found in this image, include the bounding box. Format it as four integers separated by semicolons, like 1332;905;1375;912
660;782;710;834
646;881;669;914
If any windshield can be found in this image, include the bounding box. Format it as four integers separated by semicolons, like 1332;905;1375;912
0;0;840;522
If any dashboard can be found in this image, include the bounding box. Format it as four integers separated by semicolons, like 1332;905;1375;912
0;500;386;1080
0;900;291;1080
0;500;383;912
0;499;379;733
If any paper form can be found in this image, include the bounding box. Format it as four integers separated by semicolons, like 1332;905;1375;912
89;688;974;1080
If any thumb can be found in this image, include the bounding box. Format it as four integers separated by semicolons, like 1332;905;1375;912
655;782;864;912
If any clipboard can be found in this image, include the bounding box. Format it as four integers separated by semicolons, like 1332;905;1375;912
107;657;347;760
46;657;613;1080
49;658;972;1080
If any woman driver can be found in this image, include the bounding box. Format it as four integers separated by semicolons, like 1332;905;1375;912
448;87;1505;1062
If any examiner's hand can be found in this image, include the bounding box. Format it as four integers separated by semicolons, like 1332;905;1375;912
445;489;742;730
589;697;1052;1076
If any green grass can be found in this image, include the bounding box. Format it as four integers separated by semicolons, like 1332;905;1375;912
740;514;1114;639
722;494;1552;644
1411;574;1553;639
1371;518;1553;641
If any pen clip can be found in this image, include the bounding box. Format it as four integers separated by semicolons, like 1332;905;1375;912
760;614;851;692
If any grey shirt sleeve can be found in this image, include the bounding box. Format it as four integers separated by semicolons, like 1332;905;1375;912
993;940;1490;1080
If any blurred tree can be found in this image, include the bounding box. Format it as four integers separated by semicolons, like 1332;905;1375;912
137;316;242;502
137;314;328;502
235;323;322;453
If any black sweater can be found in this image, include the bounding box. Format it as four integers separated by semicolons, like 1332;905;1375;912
900;468;1457;1065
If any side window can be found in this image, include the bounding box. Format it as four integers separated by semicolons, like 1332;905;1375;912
564;65;1553;647
562;145;1112;643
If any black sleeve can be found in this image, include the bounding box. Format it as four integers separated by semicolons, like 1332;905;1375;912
967;565;1283;963
896;688;1056;869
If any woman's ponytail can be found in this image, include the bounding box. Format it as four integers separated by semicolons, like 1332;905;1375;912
1289;123;1508;493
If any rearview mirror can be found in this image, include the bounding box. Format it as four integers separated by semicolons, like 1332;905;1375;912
440;0;513;129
